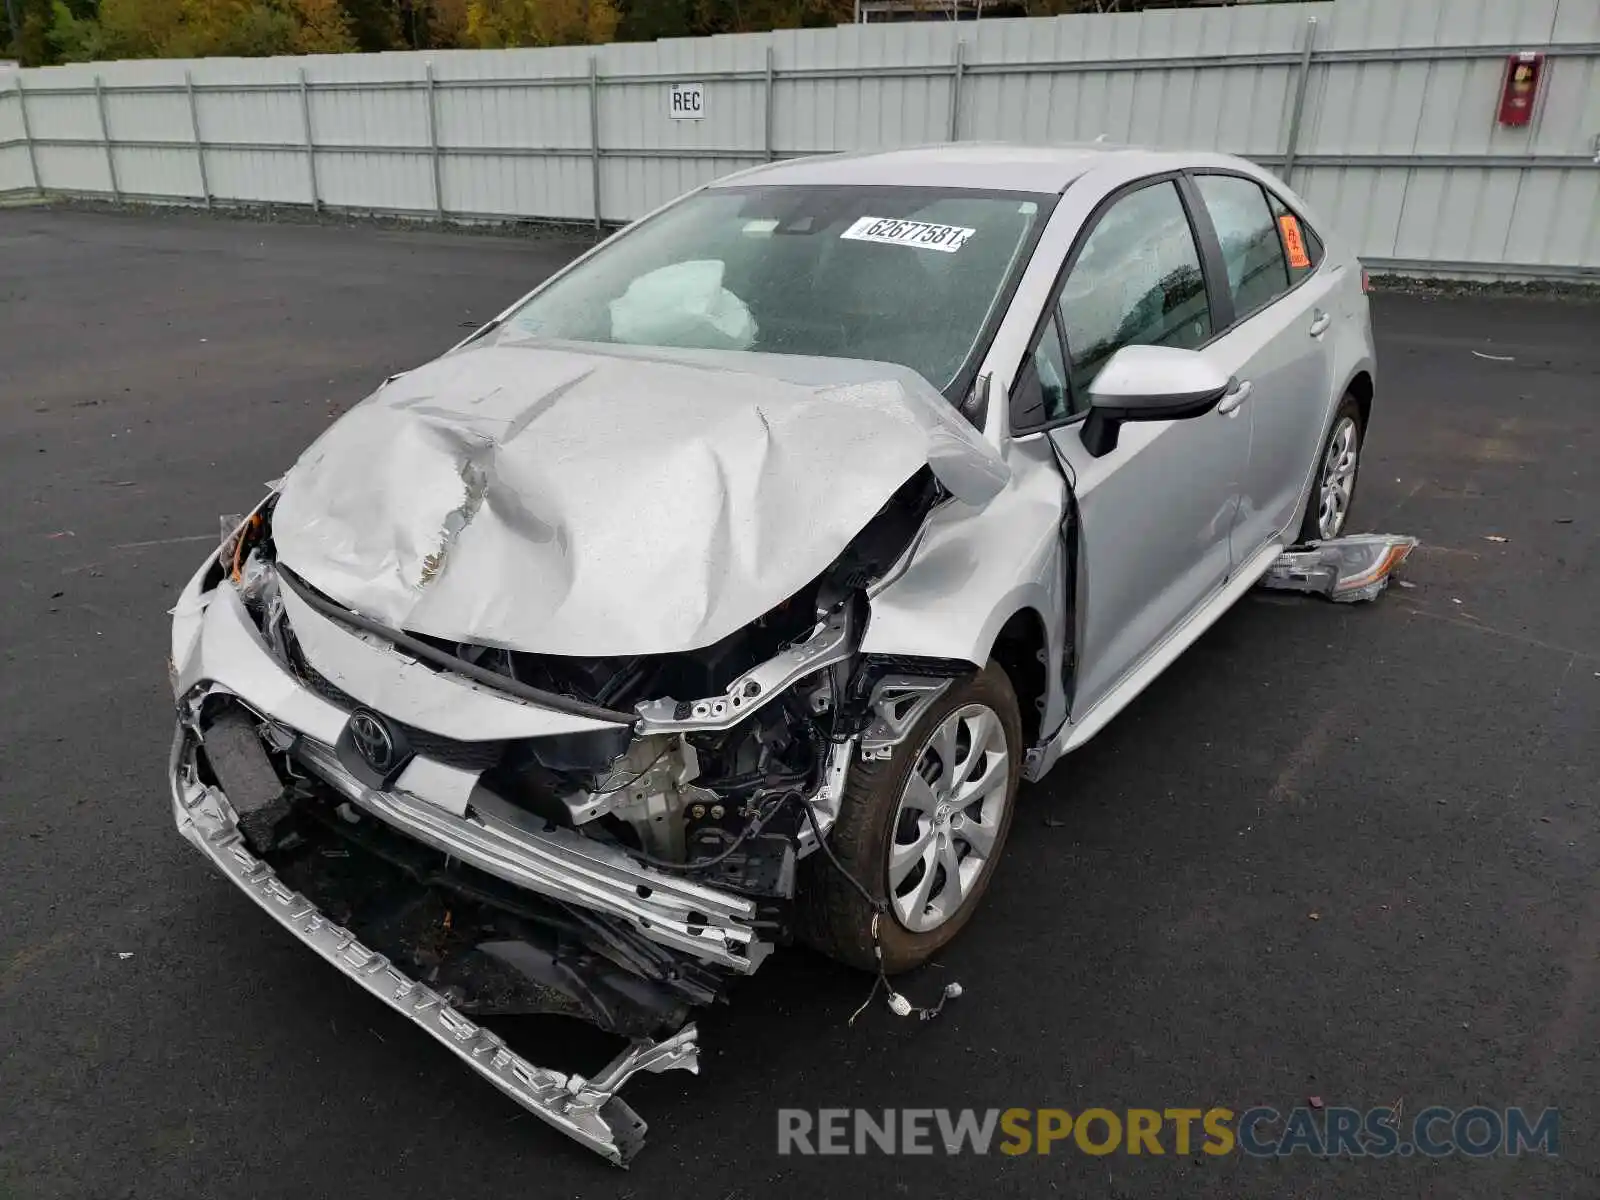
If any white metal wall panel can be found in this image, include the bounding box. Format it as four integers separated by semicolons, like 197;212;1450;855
0;88;23;143
308;82;429;150
1553;0;1600;42
599;153;761;223
59;58;182;87
601;24;768;165
1322;0;1564;52
1391;167;1493;263
34;143;108;192
1260;0;1599;274
22;90;100;141
206;147;312;204
959;5;1319;153
1533;52;1600;157
776;69;949;154
1498;168;1600;269
441;152;592;221
315;149;433;211
600;79;765;157
1297;161;1600;273
103;91;191;143
0;144;32;191
4;0;1595;278
197;83;304;148
773;21;958;154
435;81;591;151
1293;165;1409;257
111;145;203;197
1301;0;1566;157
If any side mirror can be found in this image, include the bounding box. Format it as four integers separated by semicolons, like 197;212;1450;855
1080;345;1236;457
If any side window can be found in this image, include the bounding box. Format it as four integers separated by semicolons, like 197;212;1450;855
1265;190;1324;285
1194;174;1291;318
1009;316;1072;430
1057;181;1211;396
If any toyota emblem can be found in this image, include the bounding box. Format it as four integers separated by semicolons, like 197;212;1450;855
347;709;396;772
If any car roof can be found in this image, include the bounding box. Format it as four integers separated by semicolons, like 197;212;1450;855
710;143;1190;195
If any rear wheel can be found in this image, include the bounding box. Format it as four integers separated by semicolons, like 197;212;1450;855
800;662;1022;973
1299;393;1365;543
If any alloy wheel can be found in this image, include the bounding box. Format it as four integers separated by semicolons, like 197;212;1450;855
887;703;1012;933
1317;416;1360;539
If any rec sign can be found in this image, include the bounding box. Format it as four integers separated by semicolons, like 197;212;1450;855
669;82;706;120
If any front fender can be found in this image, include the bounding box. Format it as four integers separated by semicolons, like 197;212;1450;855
862;439;1070;735
1283;346;1376;543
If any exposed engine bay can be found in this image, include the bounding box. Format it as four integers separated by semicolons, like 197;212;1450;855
231;462;942;890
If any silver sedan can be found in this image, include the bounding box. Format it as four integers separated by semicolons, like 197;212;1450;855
168;143;1376;1162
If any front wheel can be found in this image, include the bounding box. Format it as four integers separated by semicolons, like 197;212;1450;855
799;662;1022;973
1299;393;1365;543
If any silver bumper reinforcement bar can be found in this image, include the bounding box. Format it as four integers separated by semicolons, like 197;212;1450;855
285;733;771;973
170;726;700;1166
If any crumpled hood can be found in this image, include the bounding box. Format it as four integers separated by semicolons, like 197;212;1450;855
272;341;1007;656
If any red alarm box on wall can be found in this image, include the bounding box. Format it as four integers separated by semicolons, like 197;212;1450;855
1498;52;1544;127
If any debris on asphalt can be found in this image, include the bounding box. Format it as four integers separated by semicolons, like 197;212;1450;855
1308;912;1320;921
1257;534;1419;602
116;952;133;960
1483;534;1508;543
1471;350;1516;362
1044;816;1067;828
1556;517;1574;524
1397;580;1417;589
1452;598;1463;605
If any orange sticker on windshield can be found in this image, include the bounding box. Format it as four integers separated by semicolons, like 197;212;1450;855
1279;214;1312;270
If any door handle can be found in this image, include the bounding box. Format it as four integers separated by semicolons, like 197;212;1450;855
1309;310;1333;337
1216;379;1252;416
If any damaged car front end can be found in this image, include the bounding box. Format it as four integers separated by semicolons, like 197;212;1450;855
168;337;1009;1165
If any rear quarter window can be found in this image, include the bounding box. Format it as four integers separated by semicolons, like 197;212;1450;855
1265;190;1324;285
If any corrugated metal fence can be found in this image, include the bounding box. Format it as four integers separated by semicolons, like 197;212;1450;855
2;0;1597;279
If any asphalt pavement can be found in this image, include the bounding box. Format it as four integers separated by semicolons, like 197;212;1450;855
2;206;1597;1200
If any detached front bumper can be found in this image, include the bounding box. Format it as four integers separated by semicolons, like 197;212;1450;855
170;724;699;1166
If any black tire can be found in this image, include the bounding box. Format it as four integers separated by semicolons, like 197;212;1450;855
1297;392;1366;544
799;662;1022;974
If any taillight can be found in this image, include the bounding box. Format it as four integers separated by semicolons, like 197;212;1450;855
1361;267;1372;294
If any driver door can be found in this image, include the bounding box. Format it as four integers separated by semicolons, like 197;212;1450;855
1013;178;1251;719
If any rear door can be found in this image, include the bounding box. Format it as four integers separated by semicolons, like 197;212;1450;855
1015;178;1250;718
1187;172;1340;554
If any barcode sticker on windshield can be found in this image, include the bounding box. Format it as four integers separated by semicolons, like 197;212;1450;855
841;216;976;253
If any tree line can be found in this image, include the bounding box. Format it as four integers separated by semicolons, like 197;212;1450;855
3;0;1274;67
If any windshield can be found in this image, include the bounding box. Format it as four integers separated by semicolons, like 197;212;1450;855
500;184;1053;393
